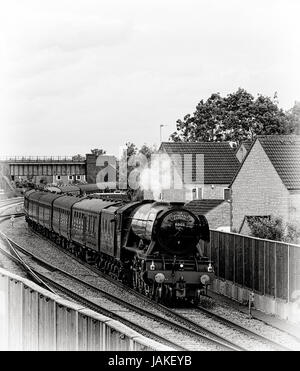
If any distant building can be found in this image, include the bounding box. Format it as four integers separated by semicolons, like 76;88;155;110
0;153;119;190
230;135;300;233
0;156;86;186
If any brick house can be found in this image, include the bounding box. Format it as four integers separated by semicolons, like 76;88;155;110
144;142;240;229
230;135;300;233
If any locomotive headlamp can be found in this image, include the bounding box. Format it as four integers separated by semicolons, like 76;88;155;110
155;273;165;284
200;274;210;285
179;262;184;270
150;261;156;271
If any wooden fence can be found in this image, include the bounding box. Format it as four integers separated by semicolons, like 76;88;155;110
200;230;300;302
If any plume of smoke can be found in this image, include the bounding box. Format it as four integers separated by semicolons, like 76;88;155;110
139;153;182;200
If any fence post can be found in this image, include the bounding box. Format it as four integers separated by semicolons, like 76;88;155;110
242;236;245;287
233;234;236;284
274;242;277;300
287;244;290;303
252;239;255;291
263;240;266;296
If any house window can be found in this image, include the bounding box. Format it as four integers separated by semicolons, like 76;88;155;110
224;188;231;201
68;176;73;180
76;175;81;180
56;175;61;180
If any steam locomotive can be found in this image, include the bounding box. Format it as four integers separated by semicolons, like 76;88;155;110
24;190;214;304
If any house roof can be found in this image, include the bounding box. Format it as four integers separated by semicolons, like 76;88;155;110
159;142;240;184
257;135;300;190
230;135;300;190
185;199;225;215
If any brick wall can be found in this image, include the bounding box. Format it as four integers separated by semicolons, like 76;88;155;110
202;184;228;200
205;201;231;229
231;140;290;231
289;192;300;225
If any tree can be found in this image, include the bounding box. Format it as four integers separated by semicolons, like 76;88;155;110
248;216;300;244
90;148;106;156
139;143;157;161
72;154;85;161
121;142;157;199
287;101;300;134
124;142;138;159
170;88;297;145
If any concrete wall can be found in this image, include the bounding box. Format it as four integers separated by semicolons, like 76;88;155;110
231;140;290;231
212;278;300;324
0;268;172;351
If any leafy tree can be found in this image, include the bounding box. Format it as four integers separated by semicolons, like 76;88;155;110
139;143;157;161
287;101;300;134
248;216;300;244
248;216;285;241
124;142;138;159
170;88;297;145
72;154;85;161
90;148;106;156
122;142;156;199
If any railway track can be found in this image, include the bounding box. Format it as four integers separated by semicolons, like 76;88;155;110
193;304;292;352
0;198;24;218
0;197;23;208
0;231;242;351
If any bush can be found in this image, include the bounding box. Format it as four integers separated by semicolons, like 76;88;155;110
248;216;300;244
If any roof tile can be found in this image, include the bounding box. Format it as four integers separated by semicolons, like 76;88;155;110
257;135;300;190
160;142;240;184
185;199;225;215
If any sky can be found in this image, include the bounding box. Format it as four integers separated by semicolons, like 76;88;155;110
0;0;299;157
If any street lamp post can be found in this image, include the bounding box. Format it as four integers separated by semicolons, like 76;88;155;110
160;124;167;142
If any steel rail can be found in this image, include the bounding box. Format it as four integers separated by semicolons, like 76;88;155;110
0;232;56;294
194;304;293;352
